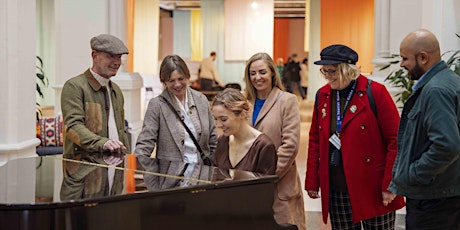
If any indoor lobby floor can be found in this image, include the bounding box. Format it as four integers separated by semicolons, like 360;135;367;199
296;98;406;230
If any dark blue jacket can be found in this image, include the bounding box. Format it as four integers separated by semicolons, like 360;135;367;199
389;61;460;199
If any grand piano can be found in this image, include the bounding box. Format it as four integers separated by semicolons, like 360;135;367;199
0;155;296;230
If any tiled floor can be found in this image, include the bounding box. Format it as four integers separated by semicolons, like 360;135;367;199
296;98;406;229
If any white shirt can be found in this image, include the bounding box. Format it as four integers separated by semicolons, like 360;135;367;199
90;69;120;193
174;92;199;164
90;69;119;141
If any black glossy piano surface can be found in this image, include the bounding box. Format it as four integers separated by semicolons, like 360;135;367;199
0;155;293;230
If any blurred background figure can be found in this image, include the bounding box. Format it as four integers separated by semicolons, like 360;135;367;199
282;56;292;92
199;51;225;91
287;53;305;99
276;57;284;84
300;58;309;97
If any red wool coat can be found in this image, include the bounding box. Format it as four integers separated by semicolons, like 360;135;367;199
305;75;405;224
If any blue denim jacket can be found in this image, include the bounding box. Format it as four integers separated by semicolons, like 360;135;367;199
389;61;460;199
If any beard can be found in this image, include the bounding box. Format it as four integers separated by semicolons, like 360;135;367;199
408;58;424;80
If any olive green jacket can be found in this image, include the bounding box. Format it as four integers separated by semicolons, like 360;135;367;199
61;69;130;160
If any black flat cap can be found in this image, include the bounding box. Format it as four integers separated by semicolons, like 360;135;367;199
314;44;358;65
90;34;129;55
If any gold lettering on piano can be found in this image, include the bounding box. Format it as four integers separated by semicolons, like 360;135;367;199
190;189;207;194
84;203;98;207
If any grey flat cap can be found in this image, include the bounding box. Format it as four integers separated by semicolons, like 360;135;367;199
90;34;129;55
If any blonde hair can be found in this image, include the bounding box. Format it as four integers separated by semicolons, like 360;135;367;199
336;62;360;83
243;52;284;100
212;88;251;119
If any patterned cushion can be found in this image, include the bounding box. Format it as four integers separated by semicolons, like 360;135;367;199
36;115;64;147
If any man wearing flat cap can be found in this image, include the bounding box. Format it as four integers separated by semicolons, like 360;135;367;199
60;34;130;200
305;44;405;229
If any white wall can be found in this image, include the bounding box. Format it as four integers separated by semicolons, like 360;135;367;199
389;0;460;56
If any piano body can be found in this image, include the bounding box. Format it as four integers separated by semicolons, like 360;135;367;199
0;155;296;230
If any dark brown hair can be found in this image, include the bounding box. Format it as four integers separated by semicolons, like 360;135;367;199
159;55;191;83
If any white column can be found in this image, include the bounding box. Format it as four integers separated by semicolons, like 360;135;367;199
370;0;394;82
0;0;39;203
109;0;128;72
307;0;327;101
368;0;402;108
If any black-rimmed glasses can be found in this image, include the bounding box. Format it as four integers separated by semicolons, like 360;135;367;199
320;68;337;76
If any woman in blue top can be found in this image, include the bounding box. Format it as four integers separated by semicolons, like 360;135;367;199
243;52;306;230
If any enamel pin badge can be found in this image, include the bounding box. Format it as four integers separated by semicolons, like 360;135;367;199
322;103;327;118
350;105;357;113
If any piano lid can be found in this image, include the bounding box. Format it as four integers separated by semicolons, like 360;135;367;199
0;154;291;230
0;153;277;205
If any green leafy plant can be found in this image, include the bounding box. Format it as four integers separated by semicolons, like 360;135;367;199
380;34;460;105
36;56;49;120
379;55;414;104
442;34;460;76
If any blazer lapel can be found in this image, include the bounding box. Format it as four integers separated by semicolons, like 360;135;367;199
253;88;283;128
187;89;202;142
159;91;184;151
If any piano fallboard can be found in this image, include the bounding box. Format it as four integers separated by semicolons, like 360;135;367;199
0;156;296;230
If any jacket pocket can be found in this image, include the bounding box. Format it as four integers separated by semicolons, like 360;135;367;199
85;102;103;133
277;165;302;200
407;109;419;120
402;108;423;186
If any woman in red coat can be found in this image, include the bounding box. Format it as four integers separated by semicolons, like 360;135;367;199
305;44;405;229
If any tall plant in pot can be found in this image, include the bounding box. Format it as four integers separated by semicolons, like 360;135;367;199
36;56;49;120
380;34;460;105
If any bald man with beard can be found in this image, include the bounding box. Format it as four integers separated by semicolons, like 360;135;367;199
389;29;460;229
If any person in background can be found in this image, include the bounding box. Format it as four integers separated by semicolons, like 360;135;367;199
211;88;277;175
135;55;218;184
282;56;292;92
60;34;130;200
305;44;405;229
276;57;284;83
244;52;306;230
389;29;460;229
199;51;225;91
287;53;306;99
300;58;309;97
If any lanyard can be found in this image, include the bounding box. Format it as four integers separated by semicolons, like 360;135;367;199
336;81;356;133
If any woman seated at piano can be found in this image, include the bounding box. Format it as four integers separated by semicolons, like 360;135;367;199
211;88;277;175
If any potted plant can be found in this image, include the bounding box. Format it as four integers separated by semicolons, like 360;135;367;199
380;34;460;105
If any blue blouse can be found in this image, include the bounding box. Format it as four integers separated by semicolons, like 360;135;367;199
252;98;266;126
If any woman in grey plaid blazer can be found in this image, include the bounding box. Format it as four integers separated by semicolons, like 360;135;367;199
135;55;218;189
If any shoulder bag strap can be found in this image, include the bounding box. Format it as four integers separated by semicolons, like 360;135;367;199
367;79;377;117
159;96;205;156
